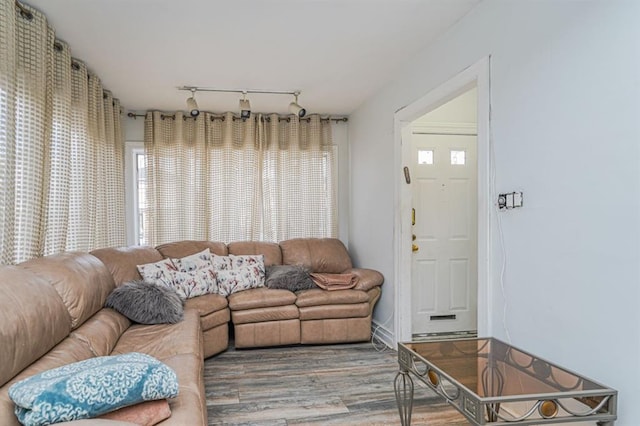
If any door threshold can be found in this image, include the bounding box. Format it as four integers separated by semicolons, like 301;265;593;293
411;330;478;342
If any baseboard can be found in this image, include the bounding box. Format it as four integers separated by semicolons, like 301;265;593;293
371;319;394;350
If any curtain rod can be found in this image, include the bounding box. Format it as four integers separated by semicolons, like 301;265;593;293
178;87;299;96
126;112;348;123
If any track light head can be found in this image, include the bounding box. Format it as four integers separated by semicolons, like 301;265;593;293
186;89;199;117
288;92;306;117
239;93;251;119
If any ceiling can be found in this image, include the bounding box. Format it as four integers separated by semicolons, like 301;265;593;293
25;0;481;116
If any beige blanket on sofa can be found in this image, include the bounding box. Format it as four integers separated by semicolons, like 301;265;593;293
310;273;358;291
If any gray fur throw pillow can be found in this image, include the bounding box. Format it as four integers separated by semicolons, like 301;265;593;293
265;265;316;292
105;280;184;324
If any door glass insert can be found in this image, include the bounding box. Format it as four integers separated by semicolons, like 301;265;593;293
418;150;434;165
450;150;466;165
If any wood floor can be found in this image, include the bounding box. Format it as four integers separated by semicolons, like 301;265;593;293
204;342;469;425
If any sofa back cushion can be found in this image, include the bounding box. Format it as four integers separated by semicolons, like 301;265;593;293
91;246;163;286
156;240;228;258
19;253;115;330
70;309;131;357
228;241;282;266
280;238;352;273
0;266;72;387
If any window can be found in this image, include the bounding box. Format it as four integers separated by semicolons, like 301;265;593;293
450;150;466;165
135;152;148;245
418;150;434;165
125;142;147;245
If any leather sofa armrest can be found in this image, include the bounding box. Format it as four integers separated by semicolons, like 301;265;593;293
346;268;384;292
55;421;138;425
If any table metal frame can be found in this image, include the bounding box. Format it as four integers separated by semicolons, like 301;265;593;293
394;338;617;425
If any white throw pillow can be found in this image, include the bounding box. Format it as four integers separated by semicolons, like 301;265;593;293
216;266;264;296
172;248;213;272
136;258;176;287
211;254;266;296
168;268;218;299
169;249;218;299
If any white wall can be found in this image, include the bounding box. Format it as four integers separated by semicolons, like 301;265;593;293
123;117;351;244
349;0;640;423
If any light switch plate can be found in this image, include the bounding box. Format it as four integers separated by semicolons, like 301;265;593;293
498;192;523;210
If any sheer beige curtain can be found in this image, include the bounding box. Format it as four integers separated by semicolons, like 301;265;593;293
0;1;125;264
144;112;336;245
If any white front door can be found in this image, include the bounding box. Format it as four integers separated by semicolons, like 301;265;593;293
410;132;477;335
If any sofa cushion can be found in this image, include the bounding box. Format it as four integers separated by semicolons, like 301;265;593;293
227;288;296;311
19;252;115;330
105;280;184;325
295;288;369;307
280;238;352;273
184;293;228;316
0;266;71;388
155;240;228;259
112;310;202;360
199;309;230;330
231;305;299;325
8;353;178;426
70;309;131;357
98;399;171;425
227;241;282;266
91;246;163;287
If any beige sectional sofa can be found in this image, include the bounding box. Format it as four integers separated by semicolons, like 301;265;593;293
0;238;382;425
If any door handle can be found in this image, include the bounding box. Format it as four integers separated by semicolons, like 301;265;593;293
412;243;419;252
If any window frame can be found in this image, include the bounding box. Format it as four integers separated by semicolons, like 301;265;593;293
124;141;144;245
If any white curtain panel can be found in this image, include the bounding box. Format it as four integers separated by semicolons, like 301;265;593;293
0;1;125;264
144;112;336;245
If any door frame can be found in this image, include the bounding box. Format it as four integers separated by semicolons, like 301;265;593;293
393;56;493;345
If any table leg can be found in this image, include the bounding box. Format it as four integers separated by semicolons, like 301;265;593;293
394;371;414;426
596;422;614;426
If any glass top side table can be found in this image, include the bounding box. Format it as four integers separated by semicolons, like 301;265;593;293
394;338;617;425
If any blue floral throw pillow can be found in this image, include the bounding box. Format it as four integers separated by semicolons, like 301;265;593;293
9;352;179;426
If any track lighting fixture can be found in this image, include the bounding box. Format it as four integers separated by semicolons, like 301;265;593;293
178;87;307;117
288;92;306;118
239;92;251;119
186;88;200;117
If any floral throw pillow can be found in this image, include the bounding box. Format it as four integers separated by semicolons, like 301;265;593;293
136;258;176;287
169;268;217;299
209;254;265;296
172;249;213;272
211;254;233;271
229;254;265;272
169;249;218;299
216;266;265;297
